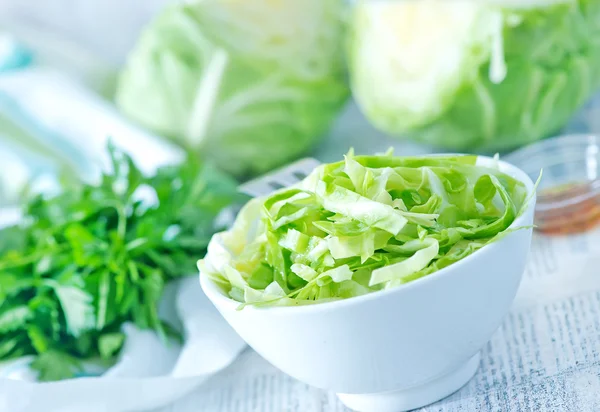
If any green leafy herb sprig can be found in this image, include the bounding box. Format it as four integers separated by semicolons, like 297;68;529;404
0;144;241;381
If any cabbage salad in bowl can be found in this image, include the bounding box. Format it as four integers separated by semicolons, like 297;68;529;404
199;151;534;307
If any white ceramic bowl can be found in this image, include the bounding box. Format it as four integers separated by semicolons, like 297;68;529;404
201;157;536;412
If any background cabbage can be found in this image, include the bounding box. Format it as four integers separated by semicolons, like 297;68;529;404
349;0;600;151
116;0;349;178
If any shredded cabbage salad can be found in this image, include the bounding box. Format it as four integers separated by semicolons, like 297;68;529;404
199;150;532;307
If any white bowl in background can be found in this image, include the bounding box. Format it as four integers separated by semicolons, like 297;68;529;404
201;156;536;412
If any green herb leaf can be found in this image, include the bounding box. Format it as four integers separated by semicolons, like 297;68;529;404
0;305;32;333
50;282;95;338
27;325;51;354
30;350;83;382
0;334;22;359
98;333;125;360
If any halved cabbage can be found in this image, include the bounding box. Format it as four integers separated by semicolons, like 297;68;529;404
116;0;349;177
349;0;600;151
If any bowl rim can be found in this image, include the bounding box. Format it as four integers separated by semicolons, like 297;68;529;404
201;155;537;315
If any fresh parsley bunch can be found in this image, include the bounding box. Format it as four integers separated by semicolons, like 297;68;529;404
0;145;241;381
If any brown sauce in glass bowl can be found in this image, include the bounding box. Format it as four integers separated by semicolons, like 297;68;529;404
535;181;600;235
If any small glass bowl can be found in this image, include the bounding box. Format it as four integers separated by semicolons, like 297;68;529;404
504;134;600;235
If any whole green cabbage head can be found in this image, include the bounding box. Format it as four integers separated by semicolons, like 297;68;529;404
116;0;349;177
349;0;600;151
